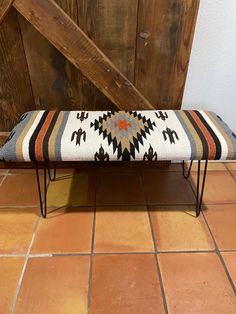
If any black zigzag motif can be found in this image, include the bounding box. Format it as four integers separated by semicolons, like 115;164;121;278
91;111;156;160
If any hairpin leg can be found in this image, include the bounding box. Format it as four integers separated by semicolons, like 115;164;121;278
182;160;193;178
35;162;57;218
35;162;47;218
196;160;208;217
183;160;208;217
47;162;57;181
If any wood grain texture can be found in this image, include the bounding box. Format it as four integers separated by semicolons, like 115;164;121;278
0;8;35;131
18;0;111;111
0;0;13;24
90;0;138;81
14;0;154;110
76;0;139;110
135;0;200;109
18;0;88;110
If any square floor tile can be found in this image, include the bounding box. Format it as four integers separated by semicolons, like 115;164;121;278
158;253;236;314
31;208;94;254
0;175;5;184
90;254;164;313
0;257;25;314
96;164;138;173
231;171;236;179
187;161;226;171
0;174;41;206
204;204;236;250
164;163;182;171
150;206;215;251
222;252;236;287
0;208;38;254
94;207;154;253
9;168;73;175
140;162;181;172
190;171;236;204
9;169;39;174
14;256;90;314
0;170;8;177
96;171;145;205
142;171;195;205
225;162;236;171
47;171;95;207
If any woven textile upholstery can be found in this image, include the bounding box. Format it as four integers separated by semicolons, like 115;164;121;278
0;110;235;162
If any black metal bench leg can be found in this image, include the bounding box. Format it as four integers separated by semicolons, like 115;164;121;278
183;160;208;217
196;160;208;217
48;162;57;182
182;160;193;178
35;162;57;218
35;162;47;218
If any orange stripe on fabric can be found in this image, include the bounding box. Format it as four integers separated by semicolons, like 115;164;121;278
189;111;216;159
35;111;56;161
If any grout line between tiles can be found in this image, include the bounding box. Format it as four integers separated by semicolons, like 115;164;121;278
10;216;41;314
87;168;97;314
1;200;236;211
227;168;236;182
0;254;27;258
0;171;9;186
3;249;235;259
224;163;236;172
157;249;215;254
220;249;236;253
178;167;236;295
201;211;236;295
29;253;53;258
139;169;169;314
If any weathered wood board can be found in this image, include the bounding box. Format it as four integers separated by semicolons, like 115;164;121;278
0;8;35;131
135;0;200;108
18;0;86;111
18;0;141;112
0;0;13;24
76;0;139;110
14;0;153;111
0;0;200;131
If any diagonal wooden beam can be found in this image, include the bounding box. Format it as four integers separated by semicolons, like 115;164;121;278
0;0;13;23
13;0;155;111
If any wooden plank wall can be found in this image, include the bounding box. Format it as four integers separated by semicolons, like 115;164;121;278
0;8;34;131
0;0;199;132
135;0;199;109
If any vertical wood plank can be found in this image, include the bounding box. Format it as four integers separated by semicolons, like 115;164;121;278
0;8;34;131
76;0;139;110
18;0;139;111
0;0;13;24
18;0;90;110
135;0;199;109
91;0;138;81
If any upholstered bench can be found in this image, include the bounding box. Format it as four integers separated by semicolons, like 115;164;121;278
0;110;235;218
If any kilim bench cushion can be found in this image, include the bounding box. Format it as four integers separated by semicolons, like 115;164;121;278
0;110;236;162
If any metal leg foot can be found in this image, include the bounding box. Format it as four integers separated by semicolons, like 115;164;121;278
182;160;208;217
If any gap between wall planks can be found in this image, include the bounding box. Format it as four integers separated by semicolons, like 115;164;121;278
18;0;139;112
13;0;154;112
0;7;35;131
0;0;200;131
135;0;200;109
0;0;13;23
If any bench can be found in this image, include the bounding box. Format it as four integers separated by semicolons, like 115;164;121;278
1;110;235;218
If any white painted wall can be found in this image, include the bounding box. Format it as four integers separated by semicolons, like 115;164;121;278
183;0;236;133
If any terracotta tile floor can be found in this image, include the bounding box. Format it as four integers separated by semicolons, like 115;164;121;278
0;162;235;313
